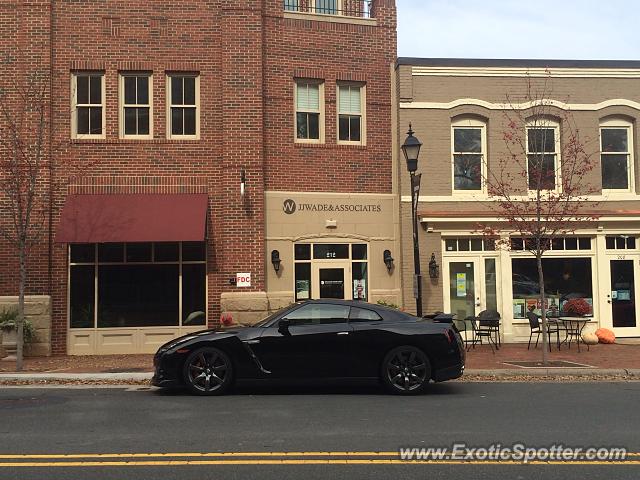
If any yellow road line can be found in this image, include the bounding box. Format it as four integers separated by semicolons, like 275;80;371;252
1;451;636;459
0;452;400;459
0;459;638;467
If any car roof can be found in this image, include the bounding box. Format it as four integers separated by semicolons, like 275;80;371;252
297;299;406;314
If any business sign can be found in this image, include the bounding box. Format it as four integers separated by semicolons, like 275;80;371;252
283;198;381;215
236;273;251;287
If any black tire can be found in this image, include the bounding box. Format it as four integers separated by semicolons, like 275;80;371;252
380;345;431;395
182;347;233;396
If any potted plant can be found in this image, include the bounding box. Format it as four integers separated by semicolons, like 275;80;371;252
562;298;591;317
0;308;35;357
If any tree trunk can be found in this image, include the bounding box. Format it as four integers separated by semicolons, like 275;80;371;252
16;246;26;372
536;253;548;365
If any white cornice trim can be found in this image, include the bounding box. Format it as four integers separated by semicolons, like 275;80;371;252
411;66;640;78
402;194;640;203
400;98;640;111
420;216;640;223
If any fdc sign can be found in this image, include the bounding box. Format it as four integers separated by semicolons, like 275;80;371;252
236;273;251;287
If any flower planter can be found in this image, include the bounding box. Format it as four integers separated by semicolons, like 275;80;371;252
0;328;17;360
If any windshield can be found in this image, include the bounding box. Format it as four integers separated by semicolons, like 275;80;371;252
253;305;295;327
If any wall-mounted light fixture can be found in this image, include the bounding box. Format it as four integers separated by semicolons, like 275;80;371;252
271;249;281;273
240;167;247;198
383;249;394;272
428;253;439;279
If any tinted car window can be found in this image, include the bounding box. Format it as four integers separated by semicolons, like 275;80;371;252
284;304;350;325
349;307;382;322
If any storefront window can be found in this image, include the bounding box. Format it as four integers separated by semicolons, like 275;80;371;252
511;257;593;318
182;263;206;325
295;263;311;300
98;264;179;328
352;262;368;301
69;242;207;328
69;265;95;328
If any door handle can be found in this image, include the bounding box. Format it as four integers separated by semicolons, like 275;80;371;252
337;331;349;336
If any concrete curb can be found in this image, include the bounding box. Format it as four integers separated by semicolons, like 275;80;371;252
0;369;638;382
0;372;153;381
465;368;640;377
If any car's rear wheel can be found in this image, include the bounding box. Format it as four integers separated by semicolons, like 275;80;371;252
183;347;233;396
381;345;431;395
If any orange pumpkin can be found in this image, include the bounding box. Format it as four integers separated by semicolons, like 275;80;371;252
595;328;615;344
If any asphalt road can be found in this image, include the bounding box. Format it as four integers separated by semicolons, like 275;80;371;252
0;381;637;479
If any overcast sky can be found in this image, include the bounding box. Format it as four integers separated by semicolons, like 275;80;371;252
397;0;640;60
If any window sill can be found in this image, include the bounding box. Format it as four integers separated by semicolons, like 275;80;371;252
294;142;367;150
283;11;377;26
70;138;200;145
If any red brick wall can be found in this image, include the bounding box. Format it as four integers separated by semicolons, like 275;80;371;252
0;0;397;354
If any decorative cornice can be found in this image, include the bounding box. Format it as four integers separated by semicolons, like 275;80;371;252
411;66;640;78
400;98;640;112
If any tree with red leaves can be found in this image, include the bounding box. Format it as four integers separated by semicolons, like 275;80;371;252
479;74;599;364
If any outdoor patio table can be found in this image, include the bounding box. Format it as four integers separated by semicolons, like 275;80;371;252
558;317;591;352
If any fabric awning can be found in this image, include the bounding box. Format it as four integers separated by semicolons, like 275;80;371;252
55;194;208;243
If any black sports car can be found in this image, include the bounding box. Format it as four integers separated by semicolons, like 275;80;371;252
152;300;465;395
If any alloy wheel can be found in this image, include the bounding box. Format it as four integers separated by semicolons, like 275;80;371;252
384;347;430;393
185;348;231;394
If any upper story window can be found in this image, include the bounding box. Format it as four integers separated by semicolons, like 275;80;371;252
601;119;633;192
337;83;365;145
120;74;152;138
167;74;199;139
452;118;486;192
72;72;104;139
526;121;560;191
295;80;323;143
283;0;373;18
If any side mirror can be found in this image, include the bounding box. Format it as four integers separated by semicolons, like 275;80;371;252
278;318;291;335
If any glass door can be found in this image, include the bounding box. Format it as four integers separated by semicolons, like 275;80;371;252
609;259;640;336
445;258;500;319
312;262;353;300
447;261;479;320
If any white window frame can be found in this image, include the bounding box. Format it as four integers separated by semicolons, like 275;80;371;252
600;118;634;194
451;118;487;195
166;74;200;140
294;79;325;144
119;73;153;139
71;72;105;139
336;82;366;146
525;119;561;193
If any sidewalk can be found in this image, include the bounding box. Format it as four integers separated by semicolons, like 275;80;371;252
0;343;638;383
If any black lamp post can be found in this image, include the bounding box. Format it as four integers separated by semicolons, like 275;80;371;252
401;124;423;317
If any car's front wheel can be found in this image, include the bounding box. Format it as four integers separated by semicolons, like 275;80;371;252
381;345;431;395
183;347;233;396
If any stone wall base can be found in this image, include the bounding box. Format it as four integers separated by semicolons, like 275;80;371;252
0;296;51;357
220;291;295;325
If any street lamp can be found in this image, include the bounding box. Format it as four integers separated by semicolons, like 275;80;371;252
401;124;423;317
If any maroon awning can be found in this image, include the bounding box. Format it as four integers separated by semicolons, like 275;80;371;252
55;194;208;243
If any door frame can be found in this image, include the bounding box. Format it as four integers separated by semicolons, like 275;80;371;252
312;261;353;300
603;253;640;337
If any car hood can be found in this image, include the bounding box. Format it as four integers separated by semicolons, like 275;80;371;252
157;326;257;352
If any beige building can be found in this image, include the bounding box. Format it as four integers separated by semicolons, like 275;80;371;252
396;58;640;341
259;192;402;319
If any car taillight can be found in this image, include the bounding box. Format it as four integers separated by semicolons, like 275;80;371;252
444;329;454;344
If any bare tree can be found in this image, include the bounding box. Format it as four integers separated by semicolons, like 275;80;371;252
479;74;599;364
0;68;50;371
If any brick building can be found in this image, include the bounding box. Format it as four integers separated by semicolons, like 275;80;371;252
0;0;398;355
397;58;640;342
